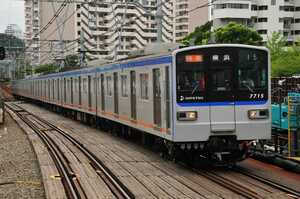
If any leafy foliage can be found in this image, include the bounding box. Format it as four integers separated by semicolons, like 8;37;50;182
35;63;59;75
0;33;25;51
266;32;300;77
266;32;286;60
182;22;262;46
64;54;79;67
182;21;212;46
214;22;262;45
271;52;300;77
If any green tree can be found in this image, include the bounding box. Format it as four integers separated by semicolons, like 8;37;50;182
182;22;262;46
272;53;300;77
266;32;286;60
65;54;79;67
35;63;59;75
214;22;262;45
182;21;212;46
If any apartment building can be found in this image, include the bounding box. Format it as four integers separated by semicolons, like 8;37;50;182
24;0;78;66
79;0;175;60
211;0;300;42
24;0;39;66
4;24;23;39
25;0;178;65
174;0;209;42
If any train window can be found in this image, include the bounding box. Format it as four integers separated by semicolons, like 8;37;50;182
237;49;267;92
121;75;128;97
67;79;70;90
140;73;149;100
52;79;54;99
74;78;78;92
177;71;206;94
106;76;112;96
211;70;232;91
98;77;101;93
83;78;87;93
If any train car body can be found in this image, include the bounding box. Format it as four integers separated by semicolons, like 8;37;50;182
12;44;271;163
272;104;289;130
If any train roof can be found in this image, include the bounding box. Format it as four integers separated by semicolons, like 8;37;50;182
19;44;268;81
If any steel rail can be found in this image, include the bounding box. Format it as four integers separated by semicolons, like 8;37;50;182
7;103;134;199
194;169;262;199
235;167;300;198
6;105;82;199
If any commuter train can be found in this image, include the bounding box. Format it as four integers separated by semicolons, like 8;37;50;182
12;44;271;164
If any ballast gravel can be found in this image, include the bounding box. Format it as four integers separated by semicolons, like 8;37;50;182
0;111;45;199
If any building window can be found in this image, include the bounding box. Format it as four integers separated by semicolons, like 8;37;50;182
280;6;295;12
258;29;267;34
258;5;268;10
258;18;268;23
271;0;276;5
251;5;258;10
215;3;248;9
106;76;112;96
140;73;149;100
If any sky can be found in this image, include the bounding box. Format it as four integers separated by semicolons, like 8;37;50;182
0;0;24;34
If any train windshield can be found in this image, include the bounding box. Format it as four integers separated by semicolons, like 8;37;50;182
237;49;267;92
176;47;268;103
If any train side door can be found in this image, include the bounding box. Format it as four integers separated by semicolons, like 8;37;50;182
101;74;105;111
113;72;118;115
153;68;162;128
130;71;136;120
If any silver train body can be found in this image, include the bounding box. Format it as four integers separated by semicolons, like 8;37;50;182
12;44;271;162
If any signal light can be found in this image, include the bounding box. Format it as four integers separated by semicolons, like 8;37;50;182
0;47;5;60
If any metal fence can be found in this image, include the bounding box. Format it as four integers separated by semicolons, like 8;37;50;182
272;77;300;103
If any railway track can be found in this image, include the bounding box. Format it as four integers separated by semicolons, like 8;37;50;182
234;167;300;198
7;101;300;199
194;170;262;199
6;102;134;199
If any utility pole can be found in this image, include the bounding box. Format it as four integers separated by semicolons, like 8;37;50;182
51;1;69;70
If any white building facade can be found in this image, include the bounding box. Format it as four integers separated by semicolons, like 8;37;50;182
4;24;23;39
211;0;300;42
25;0;178;65
79;0;175;60
24;0;40;66
174;0;209;42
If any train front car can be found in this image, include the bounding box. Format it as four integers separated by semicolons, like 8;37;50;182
172;44;271;164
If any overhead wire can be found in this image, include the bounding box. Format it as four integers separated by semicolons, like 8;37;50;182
31;1;213;65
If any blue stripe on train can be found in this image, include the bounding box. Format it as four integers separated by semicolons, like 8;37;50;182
177;100;268;107
30;56;173;80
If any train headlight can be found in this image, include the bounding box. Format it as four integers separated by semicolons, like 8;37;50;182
177;111;197;121
248;109;269;120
